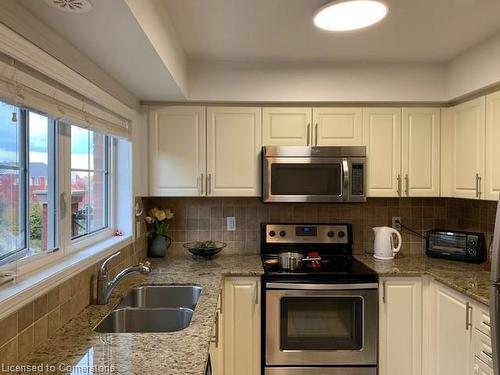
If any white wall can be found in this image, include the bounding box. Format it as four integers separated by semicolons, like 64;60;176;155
446;32;500;100
188;60;446;103
132;107;149;196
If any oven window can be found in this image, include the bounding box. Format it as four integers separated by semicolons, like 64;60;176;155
270;164;342;196
280;296;363;350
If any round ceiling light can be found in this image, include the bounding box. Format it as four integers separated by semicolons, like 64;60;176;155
43;0;93;14
313;0;388;32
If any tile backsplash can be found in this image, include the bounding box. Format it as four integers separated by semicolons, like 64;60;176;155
143;197;497;257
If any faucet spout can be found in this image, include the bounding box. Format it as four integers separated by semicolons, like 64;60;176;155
96;252;151;305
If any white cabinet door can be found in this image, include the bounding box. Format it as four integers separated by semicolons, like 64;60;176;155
149;106;206;196
206;107;262;196
209;294;224;375
363;108;402;197
485;91;500;201
402;108;441;197
312;107;363;146
262;107;312;146
449;97;486;199
223;277;261;375
430;281;472;375
379;278;422;375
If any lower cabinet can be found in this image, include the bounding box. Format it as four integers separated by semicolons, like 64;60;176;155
379;277;422;375
380;277;492;375
429;280;472;375
210;276;261;375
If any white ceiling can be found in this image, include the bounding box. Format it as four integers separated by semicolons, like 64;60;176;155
164;0;500;63
18;0;186;101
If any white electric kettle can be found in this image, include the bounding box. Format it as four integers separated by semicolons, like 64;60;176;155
373;226;402;260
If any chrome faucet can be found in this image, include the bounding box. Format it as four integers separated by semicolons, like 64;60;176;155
96;252;151;305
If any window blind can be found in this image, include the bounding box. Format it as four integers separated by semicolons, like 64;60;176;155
0;57;131;139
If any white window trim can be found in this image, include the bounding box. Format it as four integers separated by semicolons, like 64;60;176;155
0;235;132;320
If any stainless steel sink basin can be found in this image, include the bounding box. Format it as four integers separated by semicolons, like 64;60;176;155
117;284;203;310
94;307;194;333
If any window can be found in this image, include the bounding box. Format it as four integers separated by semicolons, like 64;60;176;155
0;98;115;268
70;126;110;240
0;102;57;264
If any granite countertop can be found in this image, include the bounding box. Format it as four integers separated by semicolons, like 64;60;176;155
20;254;264;375
355;254;491;306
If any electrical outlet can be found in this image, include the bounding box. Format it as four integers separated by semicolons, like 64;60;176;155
392;217;402;231
226;216;236;231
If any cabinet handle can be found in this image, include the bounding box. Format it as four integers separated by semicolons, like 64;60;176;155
465;302;472;330
315;123;318;145
307;123;311;146
405;174;409;196
254;283;259;305
476;174;480;198
382;281;386;304
397;174;402;197
200;173;204;195
212;311;219;348
478;175;482;199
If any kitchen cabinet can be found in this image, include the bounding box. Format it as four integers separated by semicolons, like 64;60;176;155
429;280;472;375
402;108;441;197
485;91;500;200
446;97;486;199
262;107;312;146
209;293;224;375
149;106;262;197
379;277;422;375
363;108;402;197
206;107;262;196
312;107;363;146
223;277;261;375
149;106;206;196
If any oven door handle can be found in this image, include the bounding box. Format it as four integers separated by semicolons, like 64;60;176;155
266;282;378;290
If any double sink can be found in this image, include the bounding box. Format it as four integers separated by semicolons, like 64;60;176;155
94;284;203;333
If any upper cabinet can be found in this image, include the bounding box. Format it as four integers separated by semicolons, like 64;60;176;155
206;107;262;196
313;107;363;146
486;91;500;200
262;107;311;146
444;97;486;199
149;106;262;197
402;108;441;197
149;106;206;196
363;108;402;197
262;107;363;146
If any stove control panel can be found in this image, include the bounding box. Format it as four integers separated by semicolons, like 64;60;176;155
265;224;350;244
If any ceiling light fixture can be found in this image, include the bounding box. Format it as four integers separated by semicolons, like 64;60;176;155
43;0;93;14
313;0;388;32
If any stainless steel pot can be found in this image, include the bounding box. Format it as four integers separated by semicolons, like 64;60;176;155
278;252;322;271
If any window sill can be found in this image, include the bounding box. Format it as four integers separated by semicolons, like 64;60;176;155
0;235;132;320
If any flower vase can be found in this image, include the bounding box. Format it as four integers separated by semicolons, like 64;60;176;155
148;234;171;258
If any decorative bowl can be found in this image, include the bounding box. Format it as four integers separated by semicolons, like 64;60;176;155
183;241;227;258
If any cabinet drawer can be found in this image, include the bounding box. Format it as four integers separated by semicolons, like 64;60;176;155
474;305;491;337
473;356;493;375
473;329;493;368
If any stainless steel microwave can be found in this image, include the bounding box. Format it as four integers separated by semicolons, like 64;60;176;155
262;146;366;203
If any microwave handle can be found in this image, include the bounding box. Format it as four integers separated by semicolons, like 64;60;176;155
342;159;350;199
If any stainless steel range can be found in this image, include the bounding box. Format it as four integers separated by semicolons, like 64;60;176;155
261;223;378;375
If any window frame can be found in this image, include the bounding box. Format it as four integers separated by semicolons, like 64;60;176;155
0;105;119;277
64;123;116;254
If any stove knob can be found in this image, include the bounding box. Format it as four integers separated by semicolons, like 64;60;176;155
269;230;276;237
338;231;345;238
279;230;286;237
327;231;335;238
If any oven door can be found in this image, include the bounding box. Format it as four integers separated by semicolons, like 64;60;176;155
265;282;378;366
263;157;349;203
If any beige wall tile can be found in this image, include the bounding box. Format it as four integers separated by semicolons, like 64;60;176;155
0;313;17;347
34;294;48;321
17;302;33;333
0;337;18;364
17;326;34;361
33;316;48;348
